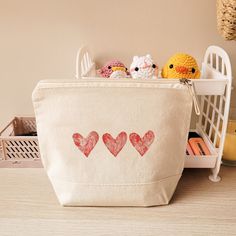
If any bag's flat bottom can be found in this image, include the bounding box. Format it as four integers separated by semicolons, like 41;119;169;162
50;174;182;207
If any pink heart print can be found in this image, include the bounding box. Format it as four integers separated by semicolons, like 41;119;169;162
129;130;155;156
72;131;99;157
102;132;127;157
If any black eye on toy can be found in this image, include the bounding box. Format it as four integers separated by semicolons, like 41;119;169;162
191;68;196;73
126;67;128;71
152;64;156;69
135;67;139;71
108;66;112;70
169;64;173;69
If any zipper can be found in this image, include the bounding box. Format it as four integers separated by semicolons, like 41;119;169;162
179;79;200;115
39;78;183;85
37;78;185;90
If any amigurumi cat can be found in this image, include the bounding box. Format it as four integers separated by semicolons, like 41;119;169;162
97;60;129;78
130;55;158;79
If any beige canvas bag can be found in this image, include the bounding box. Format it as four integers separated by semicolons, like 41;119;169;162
32;78;194;206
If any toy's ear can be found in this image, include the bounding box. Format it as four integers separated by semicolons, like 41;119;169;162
133;56;139;61
146;54;151;59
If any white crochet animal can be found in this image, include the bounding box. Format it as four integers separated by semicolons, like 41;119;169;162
130;55;158;79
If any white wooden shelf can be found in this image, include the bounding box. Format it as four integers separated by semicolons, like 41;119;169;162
76;45;232;182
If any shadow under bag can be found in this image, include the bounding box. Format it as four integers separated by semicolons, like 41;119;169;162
32;79;193;206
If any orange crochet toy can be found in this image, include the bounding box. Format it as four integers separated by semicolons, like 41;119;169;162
162;53;200;79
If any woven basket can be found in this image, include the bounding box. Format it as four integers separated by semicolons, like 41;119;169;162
217;0;236;40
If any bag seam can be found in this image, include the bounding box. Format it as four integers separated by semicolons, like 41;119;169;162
50;173;182;187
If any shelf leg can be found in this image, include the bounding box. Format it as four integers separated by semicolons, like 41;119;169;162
209;167;221;182
209;174;221;182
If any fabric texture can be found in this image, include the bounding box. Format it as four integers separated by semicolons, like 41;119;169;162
32;79;192;206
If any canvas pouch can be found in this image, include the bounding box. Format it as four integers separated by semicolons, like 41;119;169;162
32;79;193;206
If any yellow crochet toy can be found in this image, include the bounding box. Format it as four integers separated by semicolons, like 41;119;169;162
162;53;200;79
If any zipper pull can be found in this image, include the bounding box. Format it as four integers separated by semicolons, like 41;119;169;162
179;79;200;116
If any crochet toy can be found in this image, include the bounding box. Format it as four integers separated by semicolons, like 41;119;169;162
97;60;129;78
130;55;158;79
161;53;200;79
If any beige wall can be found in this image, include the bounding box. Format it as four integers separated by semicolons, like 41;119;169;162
0;0;235;128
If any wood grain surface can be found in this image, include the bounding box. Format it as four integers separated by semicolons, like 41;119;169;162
0;166;235;236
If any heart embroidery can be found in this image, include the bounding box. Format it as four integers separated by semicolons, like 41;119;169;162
129;131;155;156
72;131;99;157
102;132;127;157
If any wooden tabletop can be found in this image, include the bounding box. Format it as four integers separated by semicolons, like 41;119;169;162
0;166;236;236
